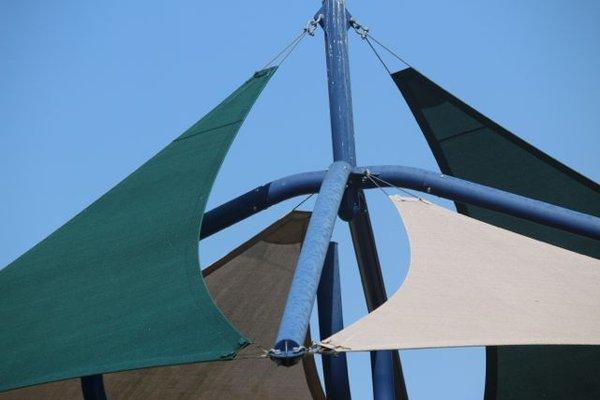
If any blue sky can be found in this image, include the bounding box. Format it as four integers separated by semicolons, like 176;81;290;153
1;1;598;398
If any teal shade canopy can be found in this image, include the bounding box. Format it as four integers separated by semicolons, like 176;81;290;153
393;67;600;400
0;67;276;392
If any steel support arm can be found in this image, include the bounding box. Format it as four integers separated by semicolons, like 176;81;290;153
317;242;352;400
200;170;326;239
349;191;408;400
269;161;352;365
322;0;356;166
363;165;600;239
348;193;388;311
201;166;600;241
371;352;398;400
320;1;397;397
80;375;106;400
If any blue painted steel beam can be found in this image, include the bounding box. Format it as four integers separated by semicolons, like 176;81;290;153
320;0;407;388
200;170;325;239
348;192;408;400
269;161;352;365
322;0;360;222
322;0;356;166
80;375;106;400
317;242;352;400
363;165;600;240
348;193;387;311
371;352;397;400
200;165;600;241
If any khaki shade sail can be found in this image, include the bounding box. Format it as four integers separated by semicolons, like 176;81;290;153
1;211;325;400
0;68;276;393
320;196;600;352
392;67;600;399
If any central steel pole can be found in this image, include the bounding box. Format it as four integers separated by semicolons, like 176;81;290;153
318;242;352;399
322;0;356;167
321;1;406;399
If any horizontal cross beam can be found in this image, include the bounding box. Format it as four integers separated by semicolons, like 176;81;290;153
201;165;600;241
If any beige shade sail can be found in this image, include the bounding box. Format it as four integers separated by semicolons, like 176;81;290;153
1;211;324;400
320;196;600;352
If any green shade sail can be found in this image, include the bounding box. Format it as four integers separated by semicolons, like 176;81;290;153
392;67;600;400
0;67;276;393
1;211;325;400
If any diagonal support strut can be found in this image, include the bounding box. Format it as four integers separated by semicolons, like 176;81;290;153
269;161;352;365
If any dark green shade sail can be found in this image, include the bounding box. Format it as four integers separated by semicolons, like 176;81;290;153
392;67;600;400
0;67;276;392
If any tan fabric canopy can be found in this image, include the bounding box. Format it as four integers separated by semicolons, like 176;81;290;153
1;211;324;400
320;196;600;352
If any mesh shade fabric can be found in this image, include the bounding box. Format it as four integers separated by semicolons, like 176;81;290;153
392;67;600;399
0;212;324;400
0;68;276;393
392;68;599;258
320;196;600;350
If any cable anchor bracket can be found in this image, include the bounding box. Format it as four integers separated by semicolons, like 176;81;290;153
349;18;369;39
305;14;324;36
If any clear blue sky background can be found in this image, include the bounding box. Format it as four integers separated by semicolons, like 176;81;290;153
1;1;598;399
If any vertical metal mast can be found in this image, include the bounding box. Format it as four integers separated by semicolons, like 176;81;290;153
322;0;356;166
270;2;408;398
317;243;352;399
320;1;406;399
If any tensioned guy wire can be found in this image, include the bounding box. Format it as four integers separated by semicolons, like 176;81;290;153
365;173;394;198
365;170;422;200
365;37;391;74
291;193;315;212
367;34;413;69
374;174;422;200
349;18;416;75
260;15;322;70
261;30;307;70
277;31;307;67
